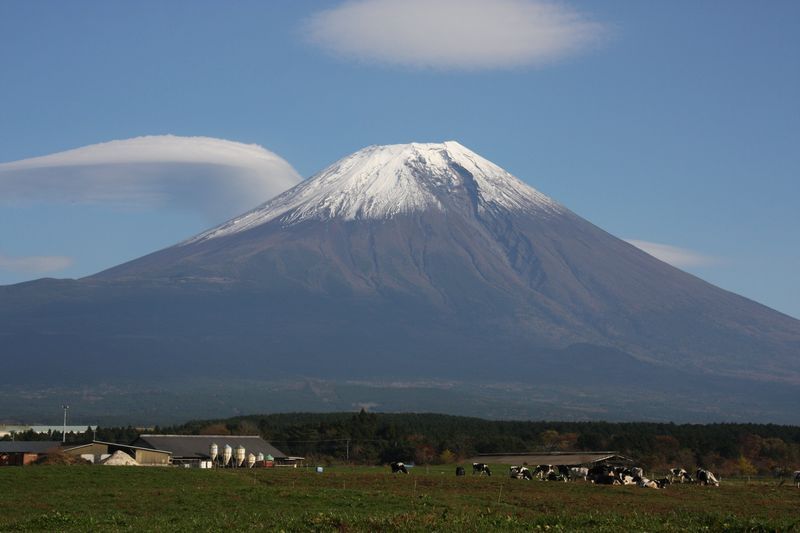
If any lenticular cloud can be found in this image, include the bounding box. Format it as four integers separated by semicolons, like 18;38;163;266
0;135;302;221
625;239;719;268
305;0;606;70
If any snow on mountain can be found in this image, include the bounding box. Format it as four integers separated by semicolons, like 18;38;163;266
185;141;564;244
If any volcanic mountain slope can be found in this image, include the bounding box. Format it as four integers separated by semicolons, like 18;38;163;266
1;142;798;411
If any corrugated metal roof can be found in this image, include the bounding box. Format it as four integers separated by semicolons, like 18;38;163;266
134;435;286;459
467;452;635;466
0;441;61;454
62;441;172;455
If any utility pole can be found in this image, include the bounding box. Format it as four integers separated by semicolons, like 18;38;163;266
346;439;350;463
61;404;69;443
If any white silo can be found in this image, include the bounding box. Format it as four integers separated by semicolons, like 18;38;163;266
247;453;256;468
236;445;246;467
256;453;265;463
223;444;233;466
209;443;218;464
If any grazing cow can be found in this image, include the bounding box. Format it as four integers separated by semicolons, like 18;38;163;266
546;469;568;482
557;465;572;480
472;462;492;476
654;477;671;489
669;468;693;483
587;465;616;485
636;476;659;489
533;464;553;480
455;466;465;476
509;466;533;480
630;467;644;479
794;471;800;488
390;461;408;474
570;467;589;481
695;468;719;486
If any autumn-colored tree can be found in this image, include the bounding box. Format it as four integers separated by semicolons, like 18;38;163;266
439;449;456;464
737;455;757;477
198;423;230;435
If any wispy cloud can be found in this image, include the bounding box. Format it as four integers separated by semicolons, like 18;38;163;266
305;0;607;70
626;239;719;268
0;135;302;221
0;253;74;274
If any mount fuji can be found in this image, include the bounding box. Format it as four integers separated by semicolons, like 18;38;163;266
2;142;798;422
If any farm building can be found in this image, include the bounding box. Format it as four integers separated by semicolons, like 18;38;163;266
0;441;60;466
133;435;290;467
467;451;636;467
62;440;172;465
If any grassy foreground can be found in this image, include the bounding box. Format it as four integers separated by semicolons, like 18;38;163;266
0;465;798;532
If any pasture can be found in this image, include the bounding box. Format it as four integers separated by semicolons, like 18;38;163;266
0;465;798;531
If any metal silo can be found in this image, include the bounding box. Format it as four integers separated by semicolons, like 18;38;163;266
223;444;233;466
236;445;246;467
247;453;256;468
209;443;218;464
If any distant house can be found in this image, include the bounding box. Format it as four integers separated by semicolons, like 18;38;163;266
466;451;636;467
0;441;60;466
62;440;172;466
133;435;290;467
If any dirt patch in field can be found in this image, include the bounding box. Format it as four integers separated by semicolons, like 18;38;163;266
34;453;91;466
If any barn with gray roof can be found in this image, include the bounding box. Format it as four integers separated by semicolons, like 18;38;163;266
133;435;287;466
467;451;636;467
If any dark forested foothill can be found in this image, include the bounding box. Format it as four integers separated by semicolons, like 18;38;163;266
161;412;800;476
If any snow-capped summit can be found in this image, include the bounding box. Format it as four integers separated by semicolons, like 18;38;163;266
7;139;800;422
186;141;563;244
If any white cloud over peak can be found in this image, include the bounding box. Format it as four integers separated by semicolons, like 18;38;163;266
0;135;302;221
626;239;719;268
305;0;606;70
0;253;74;274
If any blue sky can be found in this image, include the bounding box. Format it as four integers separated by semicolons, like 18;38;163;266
0;1;798;318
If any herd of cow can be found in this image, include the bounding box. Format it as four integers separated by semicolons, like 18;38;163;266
388;461;735;489
506;464;724;488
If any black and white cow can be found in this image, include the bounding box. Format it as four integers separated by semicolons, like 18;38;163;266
509;466;533;480
570;467;589;481
587;464;617;485
611;466;636;485
669;467;693;483
794;471;800;488
390;461;408;474
636;476;660;489
472;462;492;476
556;465;572;480
533;464;553;480
455;466;465;476
695;468;719;486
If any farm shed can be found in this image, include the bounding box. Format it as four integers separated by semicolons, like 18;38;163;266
62;440;172;465
467;451;636;467
0;441;60;466
133;435;288;467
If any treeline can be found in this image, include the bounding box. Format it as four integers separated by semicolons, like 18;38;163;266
162;412;800;476
1;426;142;445
5;412;799;476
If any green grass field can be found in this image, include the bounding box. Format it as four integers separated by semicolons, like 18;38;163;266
1;465;798;531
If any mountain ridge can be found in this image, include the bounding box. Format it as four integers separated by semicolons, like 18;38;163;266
2;141;798;421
